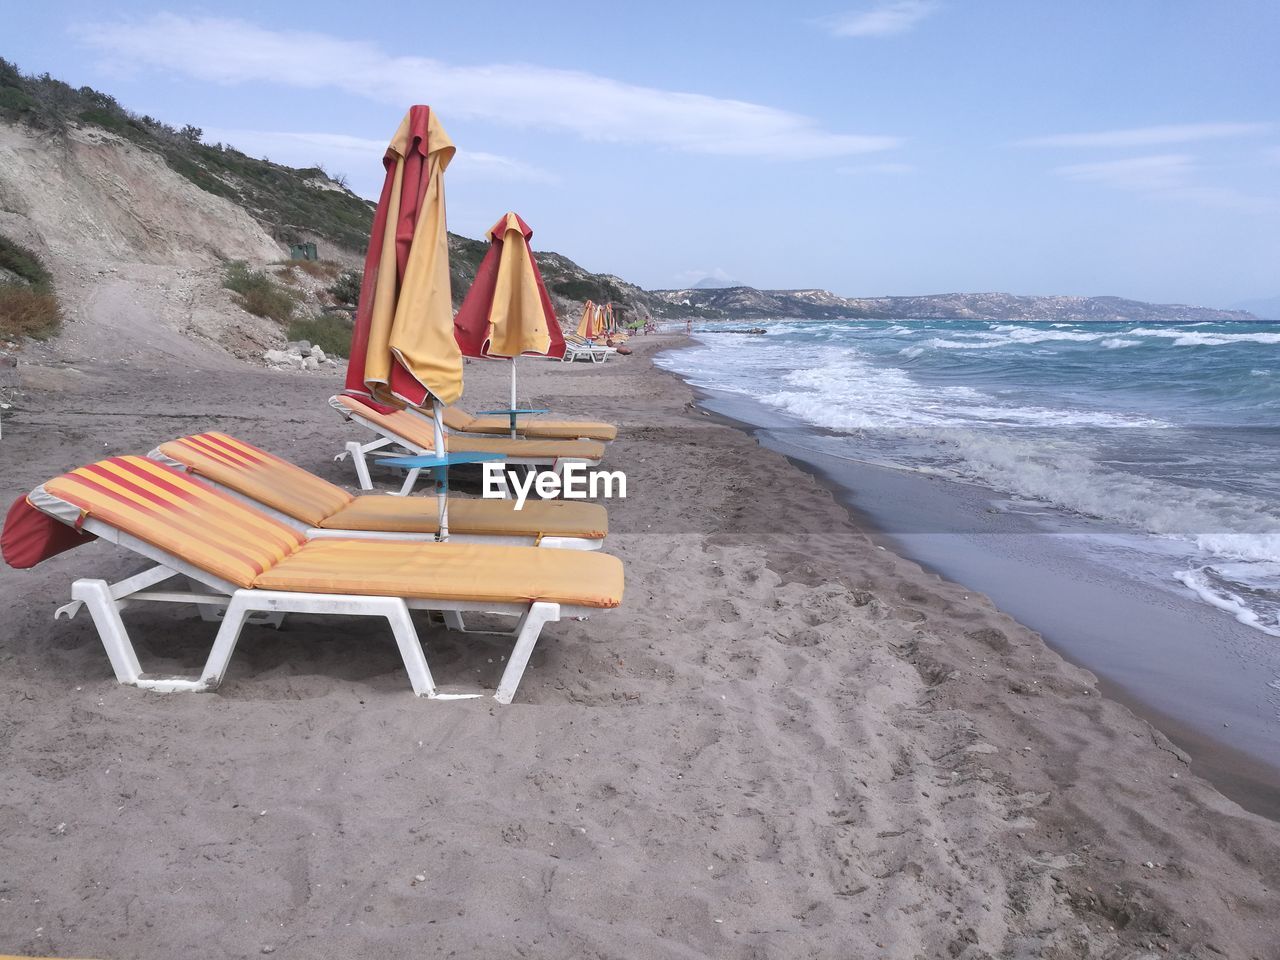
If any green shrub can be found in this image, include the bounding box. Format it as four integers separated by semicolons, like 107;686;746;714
0;234;61;339
223;260;298;323
329;269;363;307
0;86;35;115
0;235;53;291
553;277;623;303
290;258;340;279
286;313;351;357
0;285;61;339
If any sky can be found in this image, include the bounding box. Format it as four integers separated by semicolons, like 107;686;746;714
4;1;1278;306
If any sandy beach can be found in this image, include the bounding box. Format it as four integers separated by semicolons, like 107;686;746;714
2;336;1279;959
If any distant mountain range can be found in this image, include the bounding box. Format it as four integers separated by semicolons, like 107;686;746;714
691;275;746;290
649;286;1262;324
1231;295;1280;322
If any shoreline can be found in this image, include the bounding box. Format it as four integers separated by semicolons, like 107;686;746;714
2;336;1280;957
669;371;1280;820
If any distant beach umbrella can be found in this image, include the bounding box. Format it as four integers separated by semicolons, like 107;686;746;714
576;300;601;340
345;105;460;408
343;105;460;535
454;212;565;360
603;302;628;341
454;212;566;409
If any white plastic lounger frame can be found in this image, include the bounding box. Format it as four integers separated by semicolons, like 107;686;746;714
330;397;600;496
146;446;603;552
561;339;611;363
42;500;589;704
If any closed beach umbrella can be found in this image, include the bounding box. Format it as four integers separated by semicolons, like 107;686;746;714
345;105;460;408
576;300;601;340
603;302;626;341
454;212;565;409
344;105;460;534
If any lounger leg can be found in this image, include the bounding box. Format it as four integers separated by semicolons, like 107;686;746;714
69;578;143;684
384;600;436;697
495;602;560;705
64;578;232;692
187;590;255;691
392;467;421;497
344;440;374;490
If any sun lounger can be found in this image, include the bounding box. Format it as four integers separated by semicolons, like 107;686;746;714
2;455;624;702
149;432;607;550
329;394;606;495
561;334;613;363
431;404;617;441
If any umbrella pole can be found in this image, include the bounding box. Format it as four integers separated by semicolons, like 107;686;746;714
510;358;518;438
431;397;449;541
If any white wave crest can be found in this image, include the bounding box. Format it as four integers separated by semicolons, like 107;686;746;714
1128;327;1280;347
1174;566;1280;637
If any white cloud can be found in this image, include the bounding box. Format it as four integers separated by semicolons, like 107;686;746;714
816;1;938;38
203;128;556;189
1053;154;1275;212
1019;122;1270;149
461;152;559;184
1054;154;1196;191
77;14;899;161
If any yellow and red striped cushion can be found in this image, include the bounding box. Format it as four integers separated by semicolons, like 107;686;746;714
40;457;624;605
159;433;355;527
44;456;306;588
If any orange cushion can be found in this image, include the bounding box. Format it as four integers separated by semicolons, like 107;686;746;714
44;457;305;588
462;415;617;442
337;396;605;460
439;405;477;431
159;433;354;526
255;538;623;608
444;434;604;459
322;496;607;540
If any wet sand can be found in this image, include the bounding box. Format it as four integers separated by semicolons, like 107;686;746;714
691;388;1280;818
1;336;1279;958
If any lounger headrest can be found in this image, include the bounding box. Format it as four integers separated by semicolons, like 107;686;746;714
39;456;307;588
2;493;96;569
331;393;402;417
156;433;354;527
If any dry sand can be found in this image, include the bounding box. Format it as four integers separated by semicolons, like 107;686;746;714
1;336;1279;959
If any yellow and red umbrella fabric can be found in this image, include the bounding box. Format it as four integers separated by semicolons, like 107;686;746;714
576;300;601;340
345;105;461;408
454;212;565;361
603;302;628;341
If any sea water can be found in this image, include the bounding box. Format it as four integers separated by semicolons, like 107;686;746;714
657;318;1280;638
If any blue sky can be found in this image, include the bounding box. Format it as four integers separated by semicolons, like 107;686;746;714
4;1;1278;306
